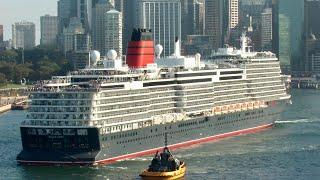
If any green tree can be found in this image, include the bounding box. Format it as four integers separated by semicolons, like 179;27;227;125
14;63;33;83
0;72;7;86
0;61;15;81
0;49;18;61
37;60;61;80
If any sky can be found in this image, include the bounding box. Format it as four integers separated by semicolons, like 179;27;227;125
0;0;57;44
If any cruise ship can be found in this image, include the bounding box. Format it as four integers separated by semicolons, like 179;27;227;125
17;29;291;165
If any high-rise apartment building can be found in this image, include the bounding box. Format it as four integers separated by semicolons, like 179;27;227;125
92;0;113;54
40;15;58;47
12;21;36;49
205;0;225;49
228;0;239;31
136;0;181;57
105;9;122;56
261;8;272;51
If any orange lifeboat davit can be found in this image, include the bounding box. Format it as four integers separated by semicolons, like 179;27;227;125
127;28;155;68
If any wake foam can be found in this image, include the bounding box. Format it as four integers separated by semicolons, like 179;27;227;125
275;119;319;124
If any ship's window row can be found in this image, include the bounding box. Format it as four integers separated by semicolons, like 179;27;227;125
174;71;217;78
99;89;150;97
220;71;243;75
31;93;91;99
219;76;243;81
246;69;280;74
31;100;91;106
143;78;212;87
246;73;280;79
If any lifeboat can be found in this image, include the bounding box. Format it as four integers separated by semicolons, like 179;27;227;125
139;147;186;180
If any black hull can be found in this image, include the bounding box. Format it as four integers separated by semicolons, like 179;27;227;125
17;103;286;165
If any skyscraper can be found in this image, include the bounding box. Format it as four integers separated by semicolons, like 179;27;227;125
274;0;305;72
136;0;181;57
77;0;93;32
205;0;224;49
105;9;122;56
92;0;113;54
114;0;136;55
305;0;320;73
0;25;3;42
62;17;85;53
57;0;78;34
181;0;195;40
193;0;205;35
57;0;78;50
12;21;36;49
40;15;59;47
261;8;272;51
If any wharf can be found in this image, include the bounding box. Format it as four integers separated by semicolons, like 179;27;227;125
0;96;28;114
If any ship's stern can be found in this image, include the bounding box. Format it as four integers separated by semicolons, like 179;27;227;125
17;127;101;165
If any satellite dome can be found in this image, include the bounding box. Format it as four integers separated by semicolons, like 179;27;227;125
155;44;163;57
107;50;117;60
90;50;100;66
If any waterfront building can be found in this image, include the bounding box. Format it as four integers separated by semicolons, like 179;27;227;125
12;21;36;49
105;10;122;56
40;15;58;47
261;8;272;51
92;0;113;55
136;0;181;57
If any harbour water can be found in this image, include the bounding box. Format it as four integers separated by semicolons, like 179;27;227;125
0;89;319;179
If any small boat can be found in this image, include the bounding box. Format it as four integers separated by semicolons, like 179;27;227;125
140;132;186;180
11;102;29;110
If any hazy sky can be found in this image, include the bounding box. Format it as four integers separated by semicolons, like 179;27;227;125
0;0;57;44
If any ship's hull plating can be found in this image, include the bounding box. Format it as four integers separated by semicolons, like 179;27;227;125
17;103;285;165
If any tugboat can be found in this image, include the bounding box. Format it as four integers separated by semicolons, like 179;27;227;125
139;134;186;180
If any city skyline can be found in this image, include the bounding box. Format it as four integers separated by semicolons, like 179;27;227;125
0;0;56;43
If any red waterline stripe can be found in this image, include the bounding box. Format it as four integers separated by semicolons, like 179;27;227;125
96;123;274;164
17;123;274;165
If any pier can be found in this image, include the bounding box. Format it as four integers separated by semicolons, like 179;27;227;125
291;77;320;90
0;88;29;114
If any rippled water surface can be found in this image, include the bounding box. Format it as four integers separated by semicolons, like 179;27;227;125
0;89;319;179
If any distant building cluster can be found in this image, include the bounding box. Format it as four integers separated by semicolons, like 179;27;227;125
2;0;320;75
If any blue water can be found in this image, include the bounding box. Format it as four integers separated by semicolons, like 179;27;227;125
0;89;319;179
